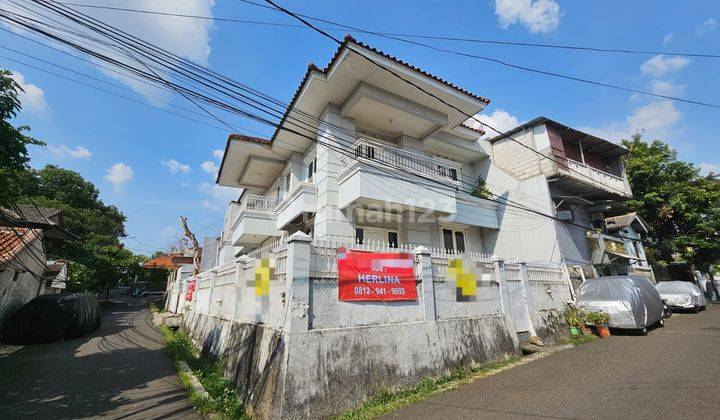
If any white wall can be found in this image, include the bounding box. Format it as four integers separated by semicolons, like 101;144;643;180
0;235;46;330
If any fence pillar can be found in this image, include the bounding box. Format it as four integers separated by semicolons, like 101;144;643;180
493;257;509;315
284;231;313;332
519;262;534;313
413;246;436;321
233;257;248;321
206;269;217;315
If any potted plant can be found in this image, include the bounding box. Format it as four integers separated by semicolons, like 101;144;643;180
586;311;611;338
563;305;590;336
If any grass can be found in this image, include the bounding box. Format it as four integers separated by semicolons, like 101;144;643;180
562;334;598;346
335;356;520;419
149;299;161;313
159;325;248;419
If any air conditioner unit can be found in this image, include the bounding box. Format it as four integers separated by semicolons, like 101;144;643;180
557;210;574;221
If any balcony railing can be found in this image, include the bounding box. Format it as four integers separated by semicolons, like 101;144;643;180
564;158;628;195
239;194;279;212
342;138;463;185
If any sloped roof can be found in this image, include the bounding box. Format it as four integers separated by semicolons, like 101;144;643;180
142;253;194;270
268;35;490;146
0;206;76;240
13;205;62;224
605;212;649;233
0;227;42;264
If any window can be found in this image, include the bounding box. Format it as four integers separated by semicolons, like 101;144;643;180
355;144;375;159
443;229;454;252
284;173;291;194
355;228;364;245
455;232;466;253
388;231;398;248
449;168;458;181
442;228;467;254
307;158;317;181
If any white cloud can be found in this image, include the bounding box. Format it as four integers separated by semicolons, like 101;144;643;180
9;70;47;113
200;199;219;211
104;162;134;188
48;144;92;159
627;101;681;132
12;1;217;101
699;162;719;176
649;80;686;97
201;160;219;176
579;100;682;143
494;0;560;34
213;149;224;159
640;55;690;77
663;33;674;45
180;182;191;188
465;108;520;138
198;182;238;201
161;158;191;174
697;18;717;36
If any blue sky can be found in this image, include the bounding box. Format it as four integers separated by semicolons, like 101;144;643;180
3;0;719;254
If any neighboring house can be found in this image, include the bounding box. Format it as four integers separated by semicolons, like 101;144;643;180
213;36;564;264
604;212;653;279
0;227;47;331
200;237;219;271
43;260;68;294
488;117;654;282
142;252;195;313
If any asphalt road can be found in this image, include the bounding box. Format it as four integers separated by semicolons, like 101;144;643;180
0;295;198;419
386;305;720;419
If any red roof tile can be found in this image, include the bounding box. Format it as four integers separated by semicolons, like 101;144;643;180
142;253;194;270
0;227;41;264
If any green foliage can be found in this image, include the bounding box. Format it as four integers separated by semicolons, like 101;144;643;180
471;176;491;199
563;306;588;328
0;69;45;205
585;311;610;326
562;335;597;346
336;357;519;419
159;325;247;418
621;133;720;271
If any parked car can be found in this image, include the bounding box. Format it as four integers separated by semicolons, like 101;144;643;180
655;281;706;312
575;275;664;335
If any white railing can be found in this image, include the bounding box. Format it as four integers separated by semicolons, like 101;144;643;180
342;138;463;185
564;159;628;195
240;194;279;212
246;234;288;259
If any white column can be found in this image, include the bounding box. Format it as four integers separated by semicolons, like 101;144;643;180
519;262;534;313
313;104;356;241
413;245;436;321
283;231;313;332
206;269;217;315
493;257;509;315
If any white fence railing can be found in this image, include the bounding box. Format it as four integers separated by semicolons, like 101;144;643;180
240;194;279;212
180;236;572;330
564;158;628;195
342;137;463;185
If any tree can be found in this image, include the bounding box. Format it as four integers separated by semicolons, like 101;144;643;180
0;69;44;205
180;216;201;275
621;133;720;276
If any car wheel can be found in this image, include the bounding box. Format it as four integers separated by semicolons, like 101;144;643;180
640;327;648;336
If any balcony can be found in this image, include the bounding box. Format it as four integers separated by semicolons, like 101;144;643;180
553;158;632;198
337;138;462;214
231;195;280;247
231;183;317;247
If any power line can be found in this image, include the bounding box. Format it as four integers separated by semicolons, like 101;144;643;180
61;1;720;59
7;2;647;245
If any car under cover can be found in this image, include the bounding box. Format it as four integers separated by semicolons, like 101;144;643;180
655;281;706;309
575;275;664;329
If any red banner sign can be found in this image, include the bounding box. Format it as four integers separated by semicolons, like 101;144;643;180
337;249;417;301
185;280;196;301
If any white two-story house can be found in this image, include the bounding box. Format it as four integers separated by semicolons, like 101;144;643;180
213;36;566;265
488;117;653;282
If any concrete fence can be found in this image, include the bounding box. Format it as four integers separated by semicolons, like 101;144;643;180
177;232;574;418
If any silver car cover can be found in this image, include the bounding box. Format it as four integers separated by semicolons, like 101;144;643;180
575;275;664;329
655;281;706;309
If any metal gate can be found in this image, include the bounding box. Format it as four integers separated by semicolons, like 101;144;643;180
504;263;533;333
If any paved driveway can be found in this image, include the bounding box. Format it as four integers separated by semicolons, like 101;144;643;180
0;296;197;419
386;305;720;419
